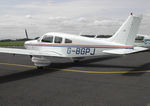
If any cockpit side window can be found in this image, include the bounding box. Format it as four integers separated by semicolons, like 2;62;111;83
65;39;72;43
42;35;53;43
54;36;62;43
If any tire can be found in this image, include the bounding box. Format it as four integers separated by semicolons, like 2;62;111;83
37;66;44;69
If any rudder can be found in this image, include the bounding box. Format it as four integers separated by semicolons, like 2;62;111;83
107;13;142;46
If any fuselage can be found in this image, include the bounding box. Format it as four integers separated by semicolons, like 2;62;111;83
24;32;133;58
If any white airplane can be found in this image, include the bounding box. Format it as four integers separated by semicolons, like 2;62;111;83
0;13;148;69
134;34;150;47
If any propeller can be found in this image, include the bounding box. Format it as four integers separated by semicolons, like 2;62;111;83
25;29;29;40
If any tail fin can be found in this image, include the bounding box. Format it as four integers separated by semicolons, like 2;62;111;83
107;13;142;45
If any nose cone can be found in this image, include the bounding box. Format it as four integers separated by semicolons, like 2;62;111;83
24;40;38;49
24;41;31;45
24;41;31;49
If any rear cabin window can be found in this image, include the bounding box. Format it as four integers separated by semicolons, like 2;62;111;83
65;39;72;43
54;36;62;43
96;35;112;38
42;35;53;43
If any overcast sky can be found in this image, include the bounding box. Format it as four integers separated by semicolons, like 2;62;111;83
0;0;149;39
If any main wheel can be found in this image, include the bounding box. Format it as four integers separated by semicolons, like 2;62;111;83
71;57;84;63
36;66;44;69
73;60;80;63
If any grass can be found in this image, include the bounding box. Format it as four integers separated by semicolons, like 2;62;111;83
0;41;24;46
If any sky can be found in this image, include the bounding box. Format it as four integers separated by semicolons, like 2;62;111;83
0;0;149;39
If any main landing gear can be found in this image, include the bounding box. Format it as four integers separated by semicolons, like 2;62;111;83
36;66;45;69
71;57;84;63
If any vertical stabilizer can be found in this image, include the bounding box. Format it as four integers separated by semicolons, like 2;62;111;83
108;13;142;45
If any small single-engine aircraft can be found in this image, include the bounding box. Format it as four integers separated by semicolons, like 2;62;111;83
134;34;150;47
0;13;148;69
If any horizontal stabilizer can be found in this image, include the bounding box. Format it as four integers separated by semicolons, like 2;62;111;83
0;47;63;57
103;47;148;55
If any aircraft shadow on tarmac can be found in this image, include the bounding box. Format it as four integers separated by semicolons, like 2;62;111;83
0;68;59;84
122;63;150;76
0;55;150;84
50;56;150;76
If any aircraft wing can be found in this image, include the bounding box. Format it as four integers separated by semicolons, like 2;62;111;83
103;47;148;55
0;47;63;57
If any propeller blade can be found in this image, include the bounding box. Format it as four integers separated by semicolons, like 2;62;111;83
25;29;29;39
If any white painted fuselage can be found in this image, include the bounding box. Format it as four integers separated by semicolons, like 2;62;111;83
24;32;133;57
